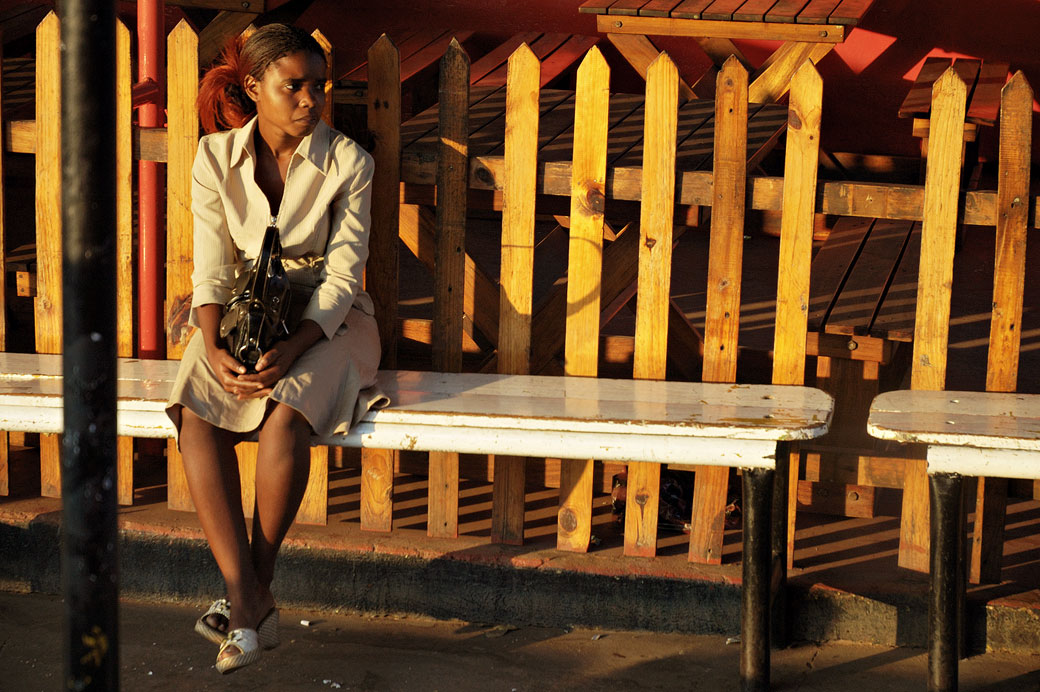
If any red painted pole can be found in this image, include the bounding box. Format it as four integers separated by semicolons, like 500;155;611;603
137;0;164;358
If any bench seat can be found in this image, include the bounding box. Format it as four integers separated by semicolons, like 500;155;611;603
0;353;832;466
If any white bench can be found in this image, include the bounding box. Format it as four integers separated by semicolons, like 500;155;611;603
868;389;1040;692
1;351;834;688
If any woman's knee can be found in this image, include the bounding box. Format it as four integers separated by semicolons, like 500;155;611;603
259;403;310;443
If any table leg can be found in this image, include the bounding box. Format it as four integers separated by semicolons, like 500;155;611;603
741;466;773;692
930;471;964;692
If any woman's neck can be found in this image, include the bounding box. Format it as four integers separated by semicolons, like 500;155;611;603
254;120;302;163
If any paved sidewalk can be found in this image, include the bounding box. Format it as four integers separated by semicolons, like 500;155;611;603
1;590;1038;691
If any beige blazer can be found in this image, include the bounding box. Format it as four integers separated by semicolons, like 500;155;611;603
189;117;376;340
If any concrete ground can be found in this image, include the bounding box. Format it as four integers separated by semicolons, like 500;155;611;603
1;590;1038;692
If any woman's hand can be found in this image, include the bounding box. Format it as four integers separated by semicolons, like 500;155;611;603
233;319;325;399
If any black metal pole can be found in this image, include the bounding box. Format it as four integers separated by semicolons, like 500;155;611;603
59;1;119;690
930;472;964;692
741;466;773;692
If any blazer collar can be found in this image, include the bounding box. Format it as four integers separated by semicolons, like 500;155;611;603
229;116;331;174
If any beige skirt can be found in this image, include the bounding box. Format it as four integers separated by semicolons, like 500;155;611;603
165;301;385;439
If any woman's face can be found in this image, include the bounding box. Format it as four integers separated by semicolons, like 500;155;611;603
246;50;327;141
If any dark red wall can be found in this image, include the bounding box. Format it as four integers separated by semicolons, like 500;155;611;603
299;0;1040;165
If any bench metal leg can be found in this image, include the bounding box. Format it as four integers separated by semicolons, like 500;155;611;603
741;467;773;692
930;472;964;692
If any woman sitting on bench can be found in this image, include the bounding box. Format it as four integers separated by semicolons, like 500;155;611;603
164;23;382;674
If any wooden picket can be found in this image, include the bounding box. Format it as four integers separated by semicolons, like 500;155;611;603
773;61;823;568
35;12;61;499
0;38;7;496
428;39;469;538
900;69;967;572
116;19;135;506
626;53;678;558
165;20;199;513
557;47;609;553
970;72;1032;583
689;57;748;566
360;35;402;533
491;44;540;545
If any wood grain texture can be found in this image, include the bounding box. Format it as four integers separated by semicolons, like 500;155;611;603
35;12;61;498
165;20;198;360
773;61;822;386
910;69;966;393
429;40;469;539
361;447;395;532
970;72;1033;585
627;54;678;557
749;41;832;104
367;35;402;366
167;442;195;512
492;44;540;545
116;20;135;505
689;57;747;566
900;68;967;573
0;45;5;494
558;48;610;553
604;33;695;102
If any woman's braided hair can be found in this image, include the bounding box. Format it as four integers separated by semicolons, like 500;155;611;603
197;23;326;134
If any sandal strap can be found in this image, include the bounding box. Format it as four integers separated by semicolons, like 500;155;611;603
203;598;231;620
219;627;259;656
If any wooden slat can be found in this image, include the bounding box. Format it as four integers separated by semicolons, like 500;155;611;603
596;13;846;41
311;30;334;127
400;30;475;84
492;45;540;546
578;0;615;13
477;33;568;87
0;44;6;495
823;220;914;335
428;40;469;539
558;48;610;553
898;57;951;119
469;32;541;85
900;68;967;573
689;58;748;566
702;0;745;21
749;40;832;103
640;1;685;17
165;20;199;513
765;0;808;23
828;0;874;25
773;61;819;385
608;0;652;15
797;0;841;23
538;35;600;87
971;72;1033;585
115;20;135;506
361;36;402;532
672;0;714;18
296;445;329;525
35;12;61;499
605;33;696;102
966;61;1008;127
733;0;781;22
198;10;258;68
626;54;678;558
773;63;823;568
868;222;920;341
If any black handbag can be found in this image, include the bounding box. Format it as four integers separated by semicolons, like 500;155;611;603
220;224;291;373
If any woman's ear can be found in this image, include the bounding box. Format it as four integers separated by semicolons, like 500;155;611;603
244;74;259;103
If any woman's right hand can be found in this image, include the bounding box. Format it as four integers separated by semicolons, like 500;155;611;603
204;344;263;397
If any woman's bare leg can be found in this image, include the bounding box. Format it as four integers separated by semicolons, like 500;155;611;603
250;402;312;592
178;407;266;635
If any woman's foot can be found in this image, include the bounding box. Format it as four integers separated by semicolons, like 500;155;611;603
195;598;231;644
217;587;276;666
215;628;261;674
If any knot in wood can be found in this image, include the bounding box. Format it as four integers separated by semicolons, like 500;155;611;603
788;111;803;130
559;508;578;532
585;188;606;214
634;492;650;507
644;237;657;250
475;167;494;185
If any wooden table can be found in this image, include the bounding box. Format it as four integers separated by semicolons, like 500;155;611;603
868;390;1040;691
579;0;875;103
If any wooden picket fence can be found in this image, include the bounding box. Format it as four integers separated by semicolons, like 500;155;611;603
2;12;1038;572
